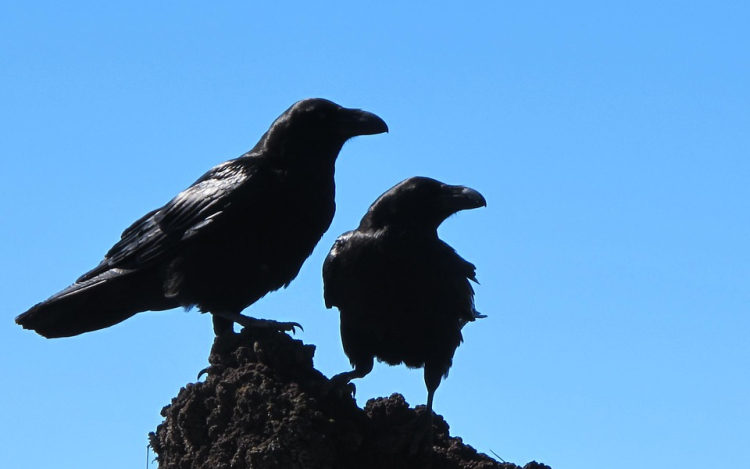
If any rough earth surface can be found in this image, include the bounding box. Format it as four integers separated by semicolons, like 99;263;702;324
149;327;550;469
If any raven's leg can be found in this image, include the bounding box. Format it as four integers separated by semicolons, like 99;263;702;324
212;314;235;336
212;311;302;334
196;315;237;379
409;363;443;454
423;375;438;449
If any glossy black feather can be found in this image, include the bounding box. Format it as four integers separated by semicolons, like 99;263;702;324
16;98;387;338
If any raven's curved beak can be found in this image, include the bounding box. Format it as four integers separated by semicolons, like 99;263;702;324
340;108;389;137
443;185;487;214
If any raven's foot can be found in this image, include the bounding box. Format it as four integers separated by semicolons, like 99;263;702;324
239;317;303;334
407;410;434;454
323;372;357;398
214;311;303;334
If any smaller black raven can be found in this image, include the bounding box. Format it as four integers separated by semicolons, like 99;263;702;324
323;176;486;451
16;98;387;338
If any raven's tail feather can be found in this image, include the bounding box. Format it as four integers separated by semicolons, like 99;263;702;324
15;269;176;338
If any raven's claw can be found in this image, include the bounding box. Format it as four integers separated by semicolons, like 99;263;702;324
323;375;357;398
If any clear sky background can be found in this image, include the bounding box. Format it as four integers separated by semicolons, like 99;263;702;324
2;2;748;468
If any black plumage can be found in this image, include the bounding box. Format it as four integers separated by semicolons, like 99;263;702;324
16;98;387;338
323;176;486;449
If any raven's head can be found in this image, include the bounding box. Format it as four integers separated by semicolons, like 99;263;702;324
261;98;388;163
360;176;486;232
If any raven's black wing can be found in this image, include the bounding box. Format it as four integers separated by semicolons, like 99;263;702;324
431;240;483;325
78;157;266;281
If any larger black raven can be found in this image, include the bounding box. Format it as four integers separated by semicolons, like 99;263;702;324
323;176;486;450
16;98;387;338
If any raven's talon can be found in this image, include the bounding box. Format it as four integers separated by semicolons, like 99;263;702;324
197;366;211;380
283;321;304;334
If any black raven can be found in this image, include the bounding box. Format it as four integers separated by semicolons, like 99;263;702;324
323;176;486;450
16;98;388;338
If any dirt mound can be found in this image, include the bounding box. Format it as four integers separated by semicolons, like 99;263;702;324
149;327;549;469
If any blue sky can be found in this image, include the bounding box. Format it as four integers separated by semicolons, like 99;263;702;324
2;2;748;468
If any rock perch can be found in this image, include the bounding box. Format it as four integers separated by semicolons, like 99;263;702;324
149;328;550;469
